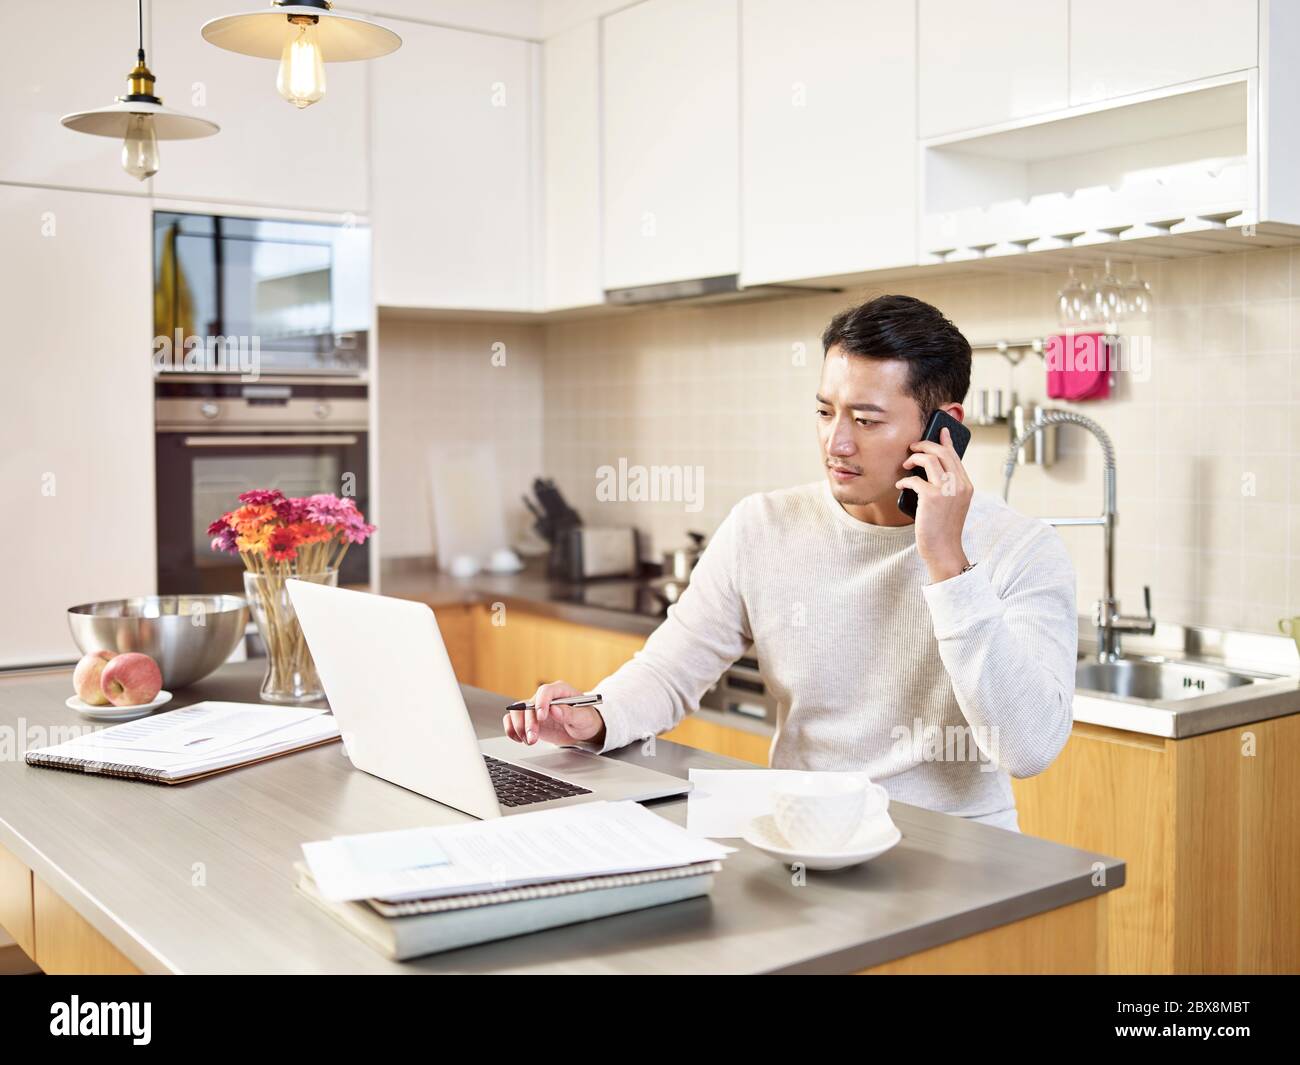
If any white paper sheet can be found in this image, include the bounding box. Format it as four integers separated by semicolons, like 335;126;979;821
78;701;326;753
685;768;878;838
302;800;736;903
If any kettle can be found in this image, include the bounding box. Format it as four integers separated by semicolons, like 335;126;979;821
662;531;707;582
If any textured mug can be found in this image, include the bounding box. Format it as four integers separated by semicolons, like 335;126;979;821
1279;617;1300;658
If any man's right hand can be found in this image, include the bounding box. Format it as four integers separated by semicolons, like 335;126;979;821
502;680;607;749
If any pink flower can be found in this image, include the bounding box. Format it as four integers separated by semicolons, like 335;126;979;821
210;525;238;554
275;496;310;523
305;493;353;525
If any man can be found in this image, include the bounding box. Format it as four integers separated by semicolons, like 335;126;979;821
503;294;1077;832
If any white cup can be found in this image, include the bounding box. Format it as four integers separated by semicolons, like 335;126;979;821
773;774;873;852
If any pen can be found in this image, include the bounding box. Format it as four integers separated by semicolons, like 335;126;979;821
504;693;603;713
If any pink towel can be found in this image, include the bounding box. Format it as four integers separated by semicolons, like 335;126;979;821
1045;332;1111;401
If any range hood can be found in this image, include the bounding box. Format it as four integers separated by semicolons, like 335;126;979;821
604;273;842;307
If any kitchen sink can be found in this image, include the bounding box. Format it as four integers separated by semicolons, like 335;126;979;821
1076;656;1270;702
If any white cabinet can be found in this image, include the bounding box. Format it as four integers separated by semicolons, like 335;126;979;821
1070;0;1257;106
741;0;916;285
602;0;739;290
0;2;157;193
150;0;369;212
542;22;602;310
0;186;155;668
918;0;1068;137
371;19;538;310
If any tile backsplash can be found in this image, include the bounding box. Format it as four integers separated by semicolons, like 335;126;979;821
381;245;1300;637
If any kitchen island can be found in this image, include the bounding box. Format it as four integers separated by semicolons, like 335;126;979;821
0;661;1123;974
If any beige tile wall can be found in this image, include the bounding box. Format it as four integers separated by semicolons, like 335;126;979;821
541;248;1300;636
376;315;545;559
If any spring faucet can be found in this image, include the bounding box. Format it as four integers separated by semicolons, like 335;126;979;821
1002;409;1155;663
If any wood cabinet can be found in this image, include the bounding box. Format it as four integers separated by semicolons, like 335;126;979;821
0;840;35;960
918;0;1069;137
371;18;539;310
1069;0;1257;106
601;0;740;290
1012;714;1300;974
150;0;369;212
0;186;156;668
740;0;916;285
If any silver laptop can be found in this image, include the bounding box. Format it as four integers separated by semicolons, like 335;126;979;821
285;580;691;819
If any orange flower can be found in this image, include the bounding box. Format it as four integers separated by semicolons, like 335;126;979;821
289;520;334;546
236;525;272;555
230;503;277;536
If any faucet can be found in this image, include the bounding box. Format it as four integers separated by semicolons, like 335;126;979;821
1002;409;1155;663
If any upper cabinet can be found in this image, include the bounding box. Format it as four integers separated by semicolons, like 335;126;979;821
0;3;160;193
371;19;538;311
542;22;602;311
741;0;916;285
1069;0;1257;106
150;0;368;213
918;0;1068;138
602;0;740;291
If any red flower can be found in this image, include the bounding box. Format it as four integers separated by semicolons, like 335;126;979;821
265;526;300;561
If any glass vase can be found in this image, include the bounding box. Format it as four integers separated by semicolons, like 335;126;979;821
243;566;337;705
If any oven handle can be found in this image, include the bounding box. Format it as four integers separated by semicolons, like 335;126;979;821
182;434;359;448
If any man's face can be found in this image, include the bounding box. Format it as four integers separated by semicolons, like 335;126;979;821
816;346;927;508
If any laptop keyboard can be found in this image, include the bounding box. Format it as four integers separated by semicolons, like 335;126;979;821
483;754;592;808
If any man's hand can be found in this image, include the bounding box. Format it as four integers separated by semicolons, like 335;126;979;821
895;425;973;583
502;680;607;748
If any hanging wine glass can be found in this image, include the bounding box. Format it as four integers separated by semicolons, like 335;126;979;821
1094;258;1125;332
1057;265;1089;328
1121;260;1154;323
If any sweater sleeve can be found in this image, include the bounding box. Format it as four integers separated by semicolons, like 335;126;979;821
920;523;1077;778
577;499;754;754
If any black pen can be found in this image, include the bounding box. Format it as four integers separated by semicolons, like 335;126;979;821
504;693;603;713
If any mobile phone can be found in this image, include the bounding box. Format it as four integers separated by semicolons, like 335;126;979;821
897;409;972;519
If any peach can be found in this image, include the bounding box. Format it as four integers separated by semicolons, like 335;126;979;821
73;650;116;706
100;652;163;707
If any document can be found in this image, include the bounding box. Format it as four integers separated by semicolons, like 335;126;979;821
302;800;735;903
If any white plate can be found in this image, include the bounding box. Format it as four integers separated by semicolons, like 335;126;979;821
65;690;173;721
742;811;902;871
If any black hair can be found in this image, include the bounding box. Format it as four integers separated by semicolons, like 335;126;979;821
820;294;971;418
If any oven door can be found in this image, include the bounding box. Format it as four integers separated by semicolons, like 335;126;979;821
156;431;370;595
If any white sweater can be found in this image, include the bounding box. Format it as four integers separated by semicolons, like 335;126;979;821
587;480;1078;832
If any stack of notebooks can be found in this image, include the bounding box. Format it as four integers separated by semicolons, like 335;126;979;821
25;702;340;783
297;801;735;960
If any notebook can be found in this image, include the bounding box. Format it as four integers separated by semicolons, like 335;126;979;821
294;859;721;960
25;701;340;784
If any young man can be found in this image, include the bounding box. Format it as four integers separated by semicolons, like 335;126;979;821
504;294;1077;832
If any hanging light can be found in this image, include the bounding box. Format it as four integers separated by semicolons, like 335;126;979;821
61;0;220;181
201;1;401;109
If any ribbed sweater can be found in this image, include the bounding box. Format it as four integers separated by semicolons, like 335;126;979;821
585;479;1078;832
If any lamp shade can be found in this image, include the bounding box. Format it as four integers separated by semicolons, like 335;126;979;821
61;100;220;140
201;5;401;61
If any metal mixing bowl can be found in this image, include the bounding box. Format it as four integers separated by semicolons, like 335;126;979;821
67;595;249;690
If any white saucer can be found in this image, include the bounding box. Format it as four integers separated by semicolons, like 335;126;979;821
743;811;902;871
65;690;173;721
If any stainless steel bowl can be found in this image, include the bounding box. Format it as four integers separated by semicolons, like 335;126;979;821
67;595;249;689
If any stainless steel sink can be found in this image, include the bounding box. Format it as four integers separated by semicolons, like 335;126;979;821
1076;657;1269;702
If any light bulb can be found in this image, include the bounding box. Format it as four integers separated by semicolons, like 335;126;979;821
121;112;159;181
277;18;326;108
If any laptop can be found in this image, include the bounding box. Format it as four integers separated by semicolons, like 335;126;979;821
285;580;691;819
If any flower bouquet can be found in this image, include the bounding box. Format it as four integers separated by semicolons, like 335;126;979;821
209;489;375;704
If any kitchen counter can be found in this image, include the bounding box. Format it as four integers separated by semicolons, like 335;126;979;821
382;559;1300;741
0;661;1123;974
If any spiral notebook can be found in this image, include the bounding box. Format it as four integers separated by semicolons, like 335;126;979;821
25;701;341;784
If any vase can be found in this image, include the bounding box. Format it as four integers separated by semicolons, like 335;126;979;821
243;567;337;704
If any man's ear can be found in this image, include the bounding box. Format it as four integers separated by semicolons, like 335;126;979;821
940;401;966;425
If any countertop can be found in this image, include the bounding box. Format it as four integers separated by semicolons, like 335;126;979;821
0;661;1124;974
380;559;1300;740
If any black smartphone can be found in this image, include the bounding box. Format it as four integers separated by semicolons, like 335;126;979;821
897;409;972;519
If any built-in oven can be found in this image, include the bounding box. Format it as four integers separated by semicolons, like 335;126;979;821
155;377;370;594
153;210;370;377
